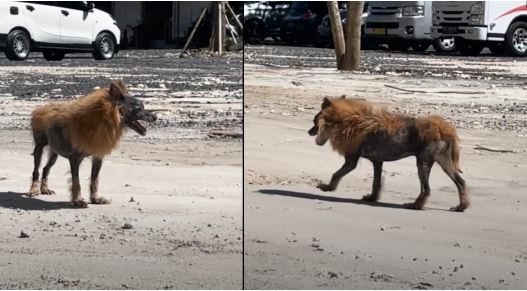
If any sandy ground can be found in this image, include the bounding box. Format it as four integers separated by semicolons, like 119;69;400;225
244;46;527;289
0;50;242;289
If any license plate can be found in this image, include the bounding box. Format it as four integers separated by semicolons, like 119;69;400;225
443;26;458;34
372;28;387;35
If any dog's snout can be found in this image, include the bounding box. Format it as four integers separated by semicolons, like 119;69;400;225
308;126;317;136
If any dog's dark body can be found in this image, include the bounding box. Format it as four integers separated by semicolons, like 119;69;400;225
28;80;157;207
309;96;469;212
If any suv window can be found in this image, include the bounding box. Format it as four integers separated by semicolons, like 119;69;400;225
24;1;59;6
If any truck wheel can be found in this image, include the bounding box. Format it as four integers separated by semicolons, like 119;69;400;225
411;41;430;52
388;41;410;51
244;19;265;44
4;29;30;61
457;39;484;56
42;50;65;61
433;37;456;53
93;32;116;60
505;21;527;57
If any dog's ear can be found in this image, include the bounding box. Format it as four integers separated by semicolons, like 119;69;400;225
322;97;332;109
109;80;128;102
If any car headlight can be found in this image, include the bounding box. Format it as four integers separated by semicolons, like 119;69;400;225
470;2;484;25
402;6;424;16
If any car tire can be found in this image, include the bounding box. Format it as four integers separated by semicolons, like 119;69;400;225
4;29;31;61
93;32;116;60
411;41;430;52
432;37;456;53
42;50;65;61
244;19;265;44
456;39;484;56
505;21;527;57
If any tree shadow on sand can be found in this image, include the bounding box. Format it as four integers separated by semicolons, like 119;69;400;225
257;189;447;212
0;191;71;210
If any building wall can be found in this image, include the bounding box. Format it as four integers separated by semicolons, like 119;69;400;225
172;2;210;41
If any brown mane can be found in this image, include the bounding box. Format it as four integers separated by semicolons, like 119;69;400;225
319;98;405;155
30;88;125;158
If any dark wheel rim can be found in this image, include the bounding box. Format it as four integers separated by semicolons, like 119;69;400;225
100;36;114;59
512;27;527;53
13;35;29;58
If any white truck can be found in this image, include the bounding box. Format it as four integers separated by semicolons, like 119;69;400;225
431;1;527;56
365;1;455;52
0;1;121;61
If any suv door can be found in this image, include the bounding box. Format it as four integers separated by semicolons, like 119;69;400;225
22;1;61;44
56;1;93;45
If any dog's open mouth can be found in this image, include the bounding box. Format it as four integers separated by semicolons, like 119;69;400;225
129;120;147;136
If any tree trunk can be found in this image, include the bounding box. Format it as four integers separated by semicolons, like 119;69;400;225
327;1;345;70
342;1;363;70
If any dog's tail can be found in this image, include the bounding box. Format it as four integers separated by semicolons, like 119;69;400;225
416;116;462;173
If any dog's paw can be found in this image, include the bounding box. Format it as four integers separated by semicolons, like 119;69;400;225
317;183;335;192
403;202;424;210
449;204;467;212
40;187;55;195
71;199;88;208
27;186;40;197
91;196;111;205
361;194;378;202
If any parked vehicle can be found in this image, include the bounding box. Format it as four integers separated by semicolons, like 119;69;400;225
431;1;527;56
316;3;369;48
0;1;120;61
244;1;290;43
364;1;455;53
281;1;327;44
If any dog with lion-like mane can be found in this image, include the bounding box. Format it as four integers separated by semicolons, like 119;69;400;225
308;96;469;212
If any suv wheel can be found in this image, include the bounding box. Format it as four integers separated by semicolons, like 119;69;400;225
505;21;527;57
93;32;116;60
5;29;31;61
43;50;65;61
433;37;456;53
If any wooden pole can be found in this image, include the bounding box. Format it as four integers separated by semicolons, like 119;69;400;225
225;2;243;32
179;7;208;57
327;1;345;70
224;13;237;44
213;2;225;54
342;1;363;70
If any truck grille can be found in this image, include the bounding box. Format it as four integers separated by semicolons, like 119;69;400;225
369;7;401;16
436;9;471;26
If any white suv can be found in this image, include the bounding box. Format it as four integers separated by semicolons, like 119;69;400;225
0;1;120;61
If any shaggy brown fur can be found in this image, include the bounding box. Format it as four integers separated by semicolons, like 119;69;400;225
309;96;468;212
28;80;156;208
31;88;124;158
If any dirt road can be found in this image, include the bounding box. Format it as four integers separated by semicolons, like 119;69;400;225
244;46;527;289
0;50;242;289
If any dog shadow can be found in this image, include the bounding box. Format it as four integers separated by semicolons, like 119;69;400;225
258;189;431;210
0;191;71;210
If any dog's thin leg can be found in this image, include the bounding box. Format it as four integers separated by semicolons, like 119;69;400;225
318;155;359;192
362;161;383;202
404;156;433;210
28;139;46;197
40;151;58;195
90;157;110;204
438;162;469;212
69;154;87;208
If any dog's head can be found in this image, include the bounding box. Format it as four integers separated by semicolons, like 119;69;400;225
108;80;157;136
308;96;335;146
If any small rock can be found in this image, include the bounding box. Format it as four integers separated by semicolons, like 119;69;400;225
19;231;29;238
328;271;339;278
122;223;133;230
129;197;135;202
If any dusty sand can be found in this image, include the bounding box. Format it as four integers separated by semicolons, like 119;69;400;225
243;49;527;289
